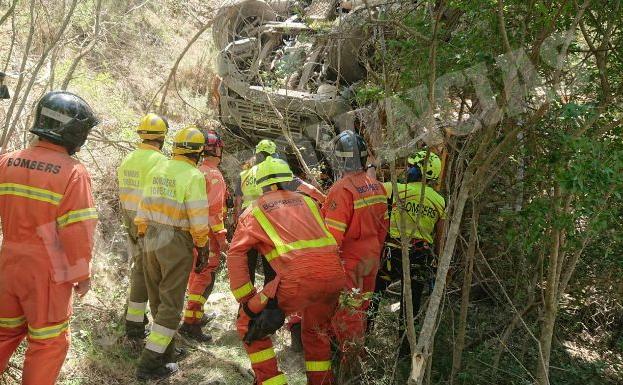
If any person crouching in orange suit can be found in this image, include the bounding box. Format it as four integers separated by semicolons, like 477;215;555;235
180;129;229;341
322;130;388;368
228;156;346;385
0;91;99;385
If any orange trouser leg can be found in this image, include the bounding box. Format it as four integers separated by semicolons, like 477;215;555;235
184;246;220;324
302;303;336;385
22;322;70;385
332;257;379;353
1;255;73;385
0;287;27;373
236;307;287;385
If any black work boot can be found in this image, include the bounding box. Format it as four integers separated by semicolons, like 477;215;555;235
125;314;149;340
179;322;212;342
137;349;179;381
136;362;179;381
290;323;303;352
126;325;149;340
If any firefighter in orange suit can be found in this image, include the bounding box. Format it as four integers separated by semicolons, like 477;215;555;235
134;127;210;380
0;91;99;385
181;129;228;341
228;156;346;385
118;113;169;339
322;131;388;360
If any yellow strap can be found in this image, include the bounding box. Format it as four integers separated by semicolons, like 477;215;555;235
262;374;287;385
249;347;276;364
0;183;63;205
305;360;332;372
28;321;69;340
232;281;254;301
57;207;98;227
0;316;26;328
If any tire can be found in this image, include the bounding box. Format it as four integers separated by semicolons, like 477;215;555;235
213;0;278;51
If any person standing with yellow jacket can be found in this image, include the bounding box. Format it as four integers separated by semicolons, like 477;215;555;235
117;113;168;340
371;150;446;359
133;127;210;380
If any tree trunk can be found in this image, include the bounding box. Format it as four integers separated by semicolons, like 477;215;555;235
410;175;471;384
535;186;563;385
449;201;479;384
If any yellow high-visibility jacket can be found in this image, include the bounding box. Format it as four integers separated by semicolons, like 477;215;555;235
384;182;446;244
239;165;262;209
135;155;210;247
117;143;167;212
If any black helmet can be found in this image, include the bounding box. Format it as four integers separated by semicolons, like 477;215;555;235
30;91;99;155
333;130;368;172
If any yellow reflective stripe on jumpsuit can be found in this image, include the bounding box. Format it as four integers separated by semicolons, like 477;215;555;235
249;347;276;364
0;183;63;205
0;316;26;328
306;360;332;372
252;196;336;262
57;207;98;227
28;320;70;340
233;281;254;300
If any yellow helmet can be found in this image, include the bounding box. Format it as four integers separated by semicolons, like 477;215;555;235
172;126;205;155
255;139;276;155
408;150;442;181
256;156;293;189
137;113;168;140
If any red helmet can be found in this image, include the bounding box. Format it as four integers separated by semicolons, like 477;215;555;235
201;129;223;157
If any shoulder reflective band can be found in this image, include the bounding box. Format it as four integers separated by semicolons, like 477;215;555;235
0;183;63;205
0;316;26;328
28;320;69;340
126;301;147;323
232;281;254;301
145;323;176;354
306;360;332;372
353;194;387;209
325;218;347;233
57;207;98;227
262;373;287;385
187;294;207;305
249;347;276;364
252;196;336;262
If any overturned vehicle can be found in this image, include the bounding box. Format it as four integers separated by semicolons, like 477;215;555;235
212;0;382;161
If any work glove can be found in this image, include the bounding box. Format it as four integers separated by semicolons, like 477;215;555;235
195;246;209;273
243;299;285;344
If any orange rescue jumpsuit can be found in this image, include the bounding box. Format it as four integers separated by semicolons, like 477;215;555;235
228;190;346;385
322;171;388;350
0;141;98;385
184;158;228;324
